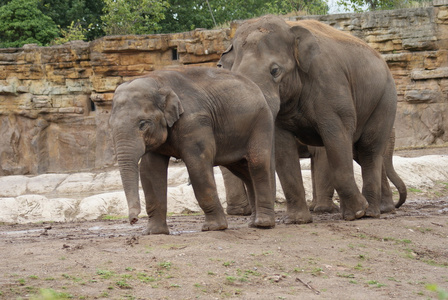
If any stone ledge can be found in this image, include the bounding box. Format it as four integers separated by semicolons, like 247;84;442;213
411;67;448;79
405;89;442;102
434;0;448;6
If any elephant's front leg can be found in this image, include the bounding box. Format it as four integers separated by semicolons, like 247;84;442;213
308;146;339;214
184;155;228;231
139;152;170;235
275;127;312;224
220;166;251;216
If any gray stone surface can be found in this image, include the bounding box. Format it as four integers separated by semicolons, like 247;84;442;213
0;155;447;224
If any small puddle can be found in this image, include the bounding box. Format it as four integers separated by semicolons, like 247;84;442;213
88;224;141;231
0;228;44;235
171;230;199;235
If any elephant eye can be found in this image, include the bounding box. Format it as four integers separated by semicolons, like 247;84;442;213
138;120;151;131
270;66;281;78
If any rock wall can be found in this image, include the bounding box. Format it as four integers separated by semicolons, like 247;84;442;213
1;2;447;175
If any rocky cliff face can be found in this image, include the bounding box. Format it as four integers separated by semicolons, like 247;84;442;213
1;2;447;175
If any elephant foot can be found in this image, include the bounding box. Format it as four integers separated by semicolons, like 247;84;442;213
308;200;316;211
341;195;368;221
248;213;275;228
312;204;340;214
380;197;396;214
255;213;275;228
202;213;228;231
365;206;381;218
143;220;170;235
282;209;313;224
226;203;252;216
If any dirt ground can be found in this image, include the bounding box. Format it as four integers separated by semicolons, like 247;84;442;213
0;147;447;300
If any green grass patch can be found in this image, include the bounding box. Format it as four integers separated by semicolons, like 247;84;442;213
96;269;115;279
426;284;448;300
30;288;73;299
367;280;386;288
116;280;132;289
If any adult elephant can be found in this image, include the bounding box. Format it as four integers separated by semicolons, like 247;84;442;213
218;15;400;221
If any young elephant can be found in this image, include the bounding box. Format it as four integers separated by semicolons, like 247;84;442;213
110;67;278;234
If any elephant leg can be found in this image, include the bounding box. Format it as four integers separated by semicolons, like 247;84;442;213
225;165;261;228
380;162;395;214
139;152;170;235
276;127;312;224
308;147;339;214
183;152;228;231
321;127;368;221
219;166;251;216
357;151;383;218
224;122;276;228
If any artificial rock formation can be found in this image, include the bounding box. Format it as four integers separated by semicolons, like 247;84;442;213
1;2;447;175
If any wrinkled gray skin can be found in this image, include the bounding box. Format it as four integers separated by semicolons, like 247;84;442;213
224;129;407;216
110;67;277;234
218;15;400;221
308;128;407;213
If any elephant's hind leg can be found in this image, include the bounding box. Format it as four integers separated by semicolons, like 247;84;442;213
220;166;252;216
275;128;313;224
184;150;228;232
308;147;339;214
380;163;396;214
245;132;277;228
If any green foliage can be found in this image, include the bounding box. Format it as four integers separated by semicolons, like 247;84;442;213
101;0;170;35
337;0;431;12
261;0;329;16
52;21;90;45
0;0;59;47
0;0;329;43
158;0;328;33
30;288;73;300
38;0;104;40
426;284;448;300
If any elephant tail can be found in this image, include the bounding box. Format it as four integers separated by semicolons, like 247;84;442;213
385;128;407;208
387;165;407;208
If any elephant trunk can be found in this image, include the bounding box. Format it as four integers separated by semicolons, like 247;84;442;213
115;135;146;224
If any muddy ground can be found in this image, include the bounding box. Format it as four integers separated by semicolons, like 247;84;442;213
0;147;447;300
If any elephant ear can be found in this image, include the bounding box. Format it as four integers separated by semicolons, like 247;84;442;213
290;26;320;73
217;44;234;69
158;87;184;127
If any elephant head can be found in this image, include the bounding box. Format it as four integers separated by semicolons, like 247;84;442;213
109;77;184;224
218;15;321;109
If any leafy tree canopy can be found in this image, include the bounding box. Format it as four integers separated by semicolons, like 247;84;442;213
0;0;329;47
337;0;430;12
159;0;329;34
0;0;59;47
38;0;105;40
101;0;169;35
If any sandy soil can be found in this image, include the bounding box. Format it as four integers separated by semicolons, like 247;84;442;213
0;147;447;300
